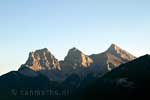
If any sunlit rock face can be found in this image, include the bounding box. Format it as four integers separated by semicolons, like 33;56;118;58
20;48;63;81
64;47;93;68
23;48;61;71
90;44;136;74
106;44;136;62
60;47;93;78
19;44;136;80
105;44;136;70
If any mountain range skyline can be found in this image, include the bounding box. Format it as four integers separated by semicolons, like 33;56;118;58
0;43;147;75
0;0;150;76
23;43;136;61
0;1;150;99
0;43;135;77
0;43;150;99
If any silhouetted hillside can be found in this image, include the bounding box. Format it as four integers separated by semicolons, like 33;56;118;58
80;54;150;99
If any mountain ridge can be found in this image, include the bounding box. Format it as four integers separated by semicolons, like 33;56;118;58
1;44;150;100
19;43;136;81
80;54;150;99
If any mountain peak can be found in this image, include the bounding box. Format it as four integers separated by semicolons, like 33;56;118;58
22;48;61;71
108;43;122;51
40;48;49;52
33;48;49;53
106;43;136;62
110;43;117;47
71;47;78;50
69;47;81;53
65;47;84;59
63;47;93;68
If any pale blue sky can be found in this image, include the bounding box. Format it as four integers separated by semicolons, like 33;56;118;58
0;0;150;75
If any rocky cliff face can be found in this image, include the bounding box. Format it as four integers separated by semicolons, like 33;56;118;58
20;44;136;80
20;48;63;81
79;55;150;100
90;44;136;74
105;44;136;70
63;47;93;68
106;44;136;62
23;48;61;71
60;47;93;78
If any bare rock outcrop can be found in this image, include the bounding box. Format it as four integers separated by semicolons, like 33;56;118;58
23;48;61;71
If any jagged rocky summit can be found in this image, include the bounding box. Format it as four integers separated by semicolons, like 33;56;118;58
22;48;61;71
20;44;136;81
